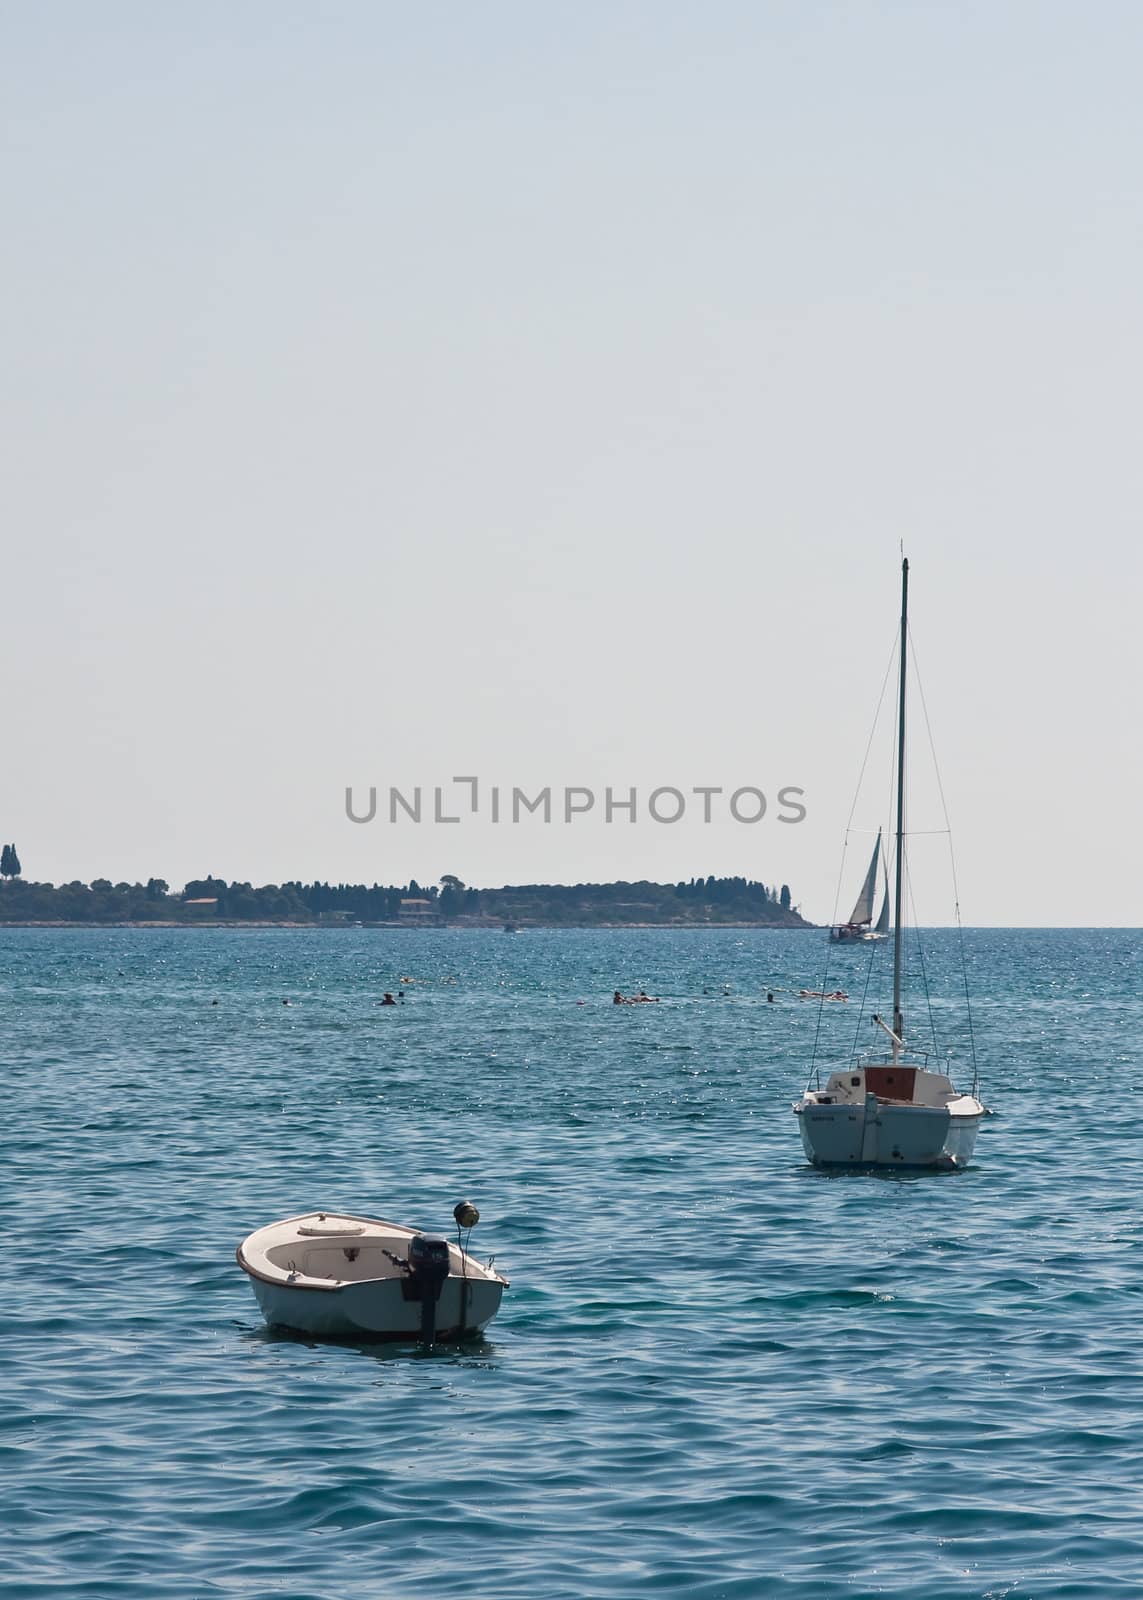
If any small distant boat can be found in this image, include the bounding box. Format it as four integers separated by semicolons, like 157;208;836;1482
795;560;985;1170
237;1206;509;1343
829;830;891;943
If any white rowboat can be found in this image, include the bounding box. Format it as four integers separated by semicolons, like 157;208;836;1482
237;1210;509;1341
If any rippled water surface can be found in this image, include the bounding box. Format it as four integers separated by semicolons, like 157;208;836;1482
5;926;1143;1598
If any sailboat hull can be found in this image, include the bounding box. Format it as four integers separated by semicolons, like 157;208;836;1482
795;1090;982;1170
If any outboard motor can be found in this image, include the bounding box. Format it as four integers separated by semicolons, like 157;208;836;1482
405;1233;451;1347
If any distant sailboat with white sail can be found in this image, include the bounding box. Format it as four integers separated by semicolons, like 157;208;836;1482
830;830;891;943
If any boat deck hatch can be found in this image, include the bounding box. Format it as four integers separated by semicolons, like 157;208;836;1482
865;1067;916;1101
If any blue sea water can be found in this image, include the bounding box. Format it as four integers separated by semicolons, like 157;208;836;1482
4;926;1142;1599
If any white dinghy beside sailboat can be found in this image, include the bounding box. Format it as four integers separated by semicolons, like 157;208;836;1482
795;560;984;1170
237;1203;509;1343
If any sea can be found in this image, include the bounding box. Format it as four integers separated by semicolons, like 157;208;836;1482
5;926;1142;1599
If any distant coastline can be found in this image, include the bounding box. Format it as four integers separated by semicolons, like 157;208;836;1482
0;873;812;930
0;919;818;931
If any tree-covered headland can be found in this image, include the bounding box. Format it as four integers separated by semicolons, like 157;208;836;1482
0;871;809;927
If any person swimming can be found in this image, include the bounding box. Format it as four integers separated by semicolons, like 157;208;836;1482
381;992;397;1006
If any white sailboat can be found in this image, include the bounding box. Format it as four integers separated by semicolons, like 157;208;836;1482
829;831;890;943
794;559;984;1169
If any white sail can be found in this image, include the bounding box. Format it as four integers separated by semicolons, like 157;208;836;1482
874;858;890;934
847;832;881;926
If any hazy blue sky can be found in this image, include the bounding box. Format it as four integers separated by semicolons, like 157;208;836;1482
2;2;1140;924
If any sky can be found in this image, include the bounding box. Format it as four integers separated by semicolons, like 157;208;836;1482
2;2;1141;925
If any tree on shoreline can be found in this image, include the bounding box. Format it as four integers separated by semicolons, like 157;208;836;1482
439;874;465;915
1;844;22;879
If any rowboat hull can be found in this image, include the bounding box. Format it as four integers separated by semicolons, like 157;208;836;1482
237;1211;508;1341
247;1272;505;1340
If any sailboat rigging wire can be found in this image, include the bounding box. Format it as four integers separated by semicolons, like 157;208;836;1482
850;942;882;1059
807;833;850;1090
875;924;891;1037
877;837;897;1022
908;627;979;1087
807;633;898;1090
846;634;899;835
905;867;940;1059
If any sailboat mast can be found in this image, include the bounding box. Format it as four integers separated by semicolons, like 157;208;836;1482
891;558;908;1058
